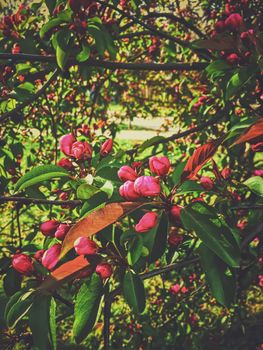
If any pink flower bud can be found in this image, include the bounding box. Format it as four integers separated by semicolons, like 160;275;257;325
214;20;226;33
135;212;158;233
100;139;113;157
240;31;250;42
134;176;161;197
40;219;59;237
119;181;141;201
149;156;171;176
74;237;98;255
71;141;92;160
236;220;247;230
12;253;34;275
181;286;189;294
221;167;231;179
225;13;244;31
169;205;182;226
168;232;183;246
55;223;71;241
118;165;138;182
34;249;45;262
170;284;180;294
258;275;263;288
253;169;263;177
226;53;239;64
42;243;61;270
132;161;142;169
57;157;74;170
12;43;20;54
200;176;214;190
96;263;113;279
59;134;76;156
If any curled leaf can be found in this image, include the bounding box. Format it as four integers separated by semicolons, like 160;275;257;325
232;118;263;146
39;256;90;291
60;202;143;258
181;138;222;182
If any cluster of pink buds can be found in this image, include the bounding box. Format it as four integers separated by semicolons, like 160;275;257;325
118;156;170;201
118;156;172;232
27;219;72;271
170;283;189;295
58;133;113;171
74;237;112;279
212;13;256;66
40;219;71;240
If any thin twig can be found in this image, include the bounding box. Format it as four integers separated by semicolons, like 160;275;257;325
103;286;111;350
241;221;263;249
231;204;263;210
0;69;59;124
0;196;82;206
126;114;223;155
0;53;208;71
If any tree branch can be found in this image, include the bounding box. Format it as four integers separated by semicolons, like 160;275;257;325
140;257;199;280
96;0;192;49
0;69;59;124
0;196;82;206
143;12;205;38
0;53;208;71
231;204;263;210
126;114;223;155
108;256;199;302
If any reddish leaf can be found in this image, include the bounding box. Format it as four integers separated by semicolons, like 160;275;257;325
181;138;222;182
232;118;263;146
196;35;236;51
38;256;90;291
60;202;142;258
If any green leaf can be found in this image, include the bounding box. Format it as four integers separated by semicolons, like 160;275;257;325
14;165;69;192
138;136;165;152
142;211;168;263
199;244;236;307
79;192;107;218
96;166;120;182
206;59;231;74
181;203;240;267
29;295;57;350
3;268;22;296
172;161;187;185
77;183;99;199
76;42;90;62
225;67;254;100
243;176;263;196
45;0;56;14
123;270;145;314
177;180;203;193
127;235;143;266
56;29;71;70
4;290;24;321
6;290;35;328
88;25;105;55
100;180;114;198
40;18;63;39
73;274;104;343
15;82;36;101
